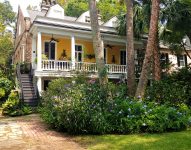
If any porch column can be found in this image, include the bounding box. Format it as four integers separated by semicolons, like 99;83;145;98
22;44;25;62
32;36;37;69
37;32;42;71
37;77;42;95
71;36;75;69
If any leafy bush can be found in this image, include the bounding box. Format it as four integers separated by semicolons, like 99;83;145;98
2;91;32;116
40;77;191;134
109;99;190;133
146;67;191;106
0;88;5;100
0;77;13;96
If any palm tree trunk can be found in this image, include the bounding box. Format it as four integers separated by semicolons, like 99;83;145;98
126;0;136;96
135;0;160;97
89;0;107;85
153;31;161;81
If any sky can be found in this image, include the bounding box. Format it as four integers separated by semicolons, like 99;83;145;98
0;0;42;12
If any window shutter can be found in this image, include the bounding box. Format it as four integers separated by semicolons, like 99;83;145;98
165;53;169;64
177;55;180;67
184;55;187;67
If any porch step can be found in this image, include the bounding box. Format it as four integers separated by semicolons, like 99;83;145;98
18;73;38;107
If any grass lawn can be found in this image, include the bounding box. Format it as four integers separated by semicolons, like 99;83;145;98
73;129;191;150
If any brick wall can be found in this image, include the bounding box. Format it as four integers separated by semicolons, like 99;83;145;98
13;7;32;64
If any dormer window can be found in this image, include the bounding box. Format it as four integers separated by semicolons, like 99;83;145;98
85;15;102;23
112;21;117;27
85;16;90;23
54;9;62;15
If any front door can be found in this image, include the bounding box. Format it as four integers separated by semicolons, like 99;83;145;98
120;50;126;65
44;42;56;60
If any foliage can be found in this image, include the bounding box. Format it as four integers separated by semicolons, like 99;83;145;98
20;62;30;74
116;1;150;37
62;0;125;22
40;77;191;134
0;88;5;100
64;0;88;17
146;67;191;106
0;77;13;96
2;91;32;116
97;0;125;22
0;1;15;27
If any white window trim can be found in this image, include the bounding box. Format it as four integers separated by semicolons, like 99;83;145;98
178;55;186;67
75;44;84;62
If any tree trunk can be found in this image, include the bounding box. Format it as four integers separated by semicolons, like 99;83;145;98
135;0;160;98
153;31;161;81
89;0;107;85
126;0;136;96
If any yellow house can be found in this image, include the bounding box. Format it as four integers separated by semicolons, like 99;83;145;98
14;1;191;105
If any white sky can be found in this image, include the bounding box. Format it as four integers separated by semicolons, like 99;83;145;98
0;0;42;12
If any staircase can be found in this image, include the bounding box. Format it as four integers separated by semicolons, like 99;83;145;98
20;74;38;107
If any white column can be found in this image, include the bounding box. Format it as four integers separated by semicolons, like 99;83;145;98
22;45;25;62
37;32;42;71
71;36;75;69
37;77;42;95
32;37;37;69
101;40;105;63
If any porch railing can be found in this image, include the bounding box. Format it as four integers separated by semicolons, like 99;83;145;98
41;60;127;74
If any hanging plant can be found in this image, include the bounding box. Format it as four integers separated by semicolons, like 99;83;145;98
86;54;95;59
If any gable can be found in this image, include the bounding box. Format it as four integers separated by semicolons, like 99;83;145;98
46;4;64;19
103;16;118;27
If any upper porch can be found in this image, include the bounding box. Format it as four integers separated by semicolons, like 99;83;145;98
30;16;144;79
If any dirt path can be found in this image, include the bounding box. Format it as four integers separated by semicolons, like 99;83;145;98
0;114;85;150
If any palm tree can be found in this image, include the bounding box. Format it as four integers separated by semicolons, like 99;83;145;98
89;0;107;85
126;0;136;96
135;0;160;97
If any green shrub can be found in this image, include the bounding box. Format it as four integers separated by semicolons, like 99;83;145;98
146;67;191;106
2;91;32;116
0;88;5;100
40;77;191;134
0;77;13;96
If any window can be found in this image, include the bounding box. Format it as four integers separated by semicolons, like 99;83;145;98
120;50;126;65
75;45;83;62
85;16;90;23
160;53;169;68
112;21;117;27
44;42;56;60
177;55;187;67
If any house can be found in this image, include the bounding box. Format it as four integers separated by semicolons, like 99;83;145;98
13;0;191;102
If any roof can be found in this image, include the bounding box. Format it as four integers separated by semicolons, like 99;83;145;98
27;10;46;22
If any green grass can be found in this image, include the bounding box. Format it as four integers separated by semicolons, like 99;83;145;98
74;129;191;150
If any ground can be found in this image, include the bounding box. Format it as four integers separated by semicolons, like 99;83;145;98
0;113;84;150
1;112;191;150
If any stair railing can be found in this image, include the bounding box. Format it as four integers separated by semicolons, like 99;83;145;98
30;63;39;100
16;64;24;102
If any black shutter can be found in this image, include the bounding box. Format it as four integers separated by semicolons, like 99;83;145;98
184;55;187;67
177;55;180;67
165;53;169;64
50;43;55;60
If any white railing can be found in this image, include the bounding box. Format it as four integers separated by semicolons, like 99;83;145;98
75;62;98;72
41;60;127;74
42;60;71;71
107;64;127;73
